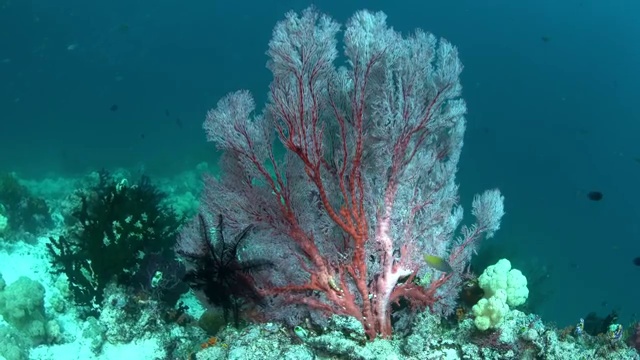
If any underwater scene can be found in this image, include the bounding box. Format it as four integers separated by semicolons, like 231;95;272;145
1;0;639;359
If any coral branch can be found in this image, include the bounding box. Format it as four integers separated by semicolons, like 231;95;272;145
196;7;505;339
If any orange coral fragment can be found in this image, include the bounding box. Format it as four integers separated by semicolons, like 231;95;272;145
200;337;218;349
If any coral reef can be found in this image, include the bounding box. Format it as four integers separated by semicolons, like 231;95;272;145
46;171;186;314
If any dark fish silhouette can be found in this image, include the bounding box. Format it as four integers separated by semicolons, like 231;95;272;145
633;257;640;267
587;191;603;201
110;104;118;112
541;36;551;43
165;109;170;117
175;118;183;129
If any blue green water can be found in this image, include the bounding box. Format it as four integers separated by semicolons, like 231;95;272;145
1;0;639;329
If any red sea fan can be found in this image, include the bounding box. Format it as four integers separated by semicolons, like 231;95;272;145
198;7;505;339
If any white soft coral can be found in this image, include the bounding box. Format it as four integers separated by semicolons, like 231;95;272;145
478;258;529;307
472;259;529;330
471;288;509;330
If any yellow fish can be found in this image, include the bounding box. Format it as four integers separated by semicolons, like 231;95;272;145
423;255;453;273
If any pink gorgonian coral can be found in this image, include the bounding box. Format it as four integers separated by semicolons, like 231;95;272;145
185;7;505;339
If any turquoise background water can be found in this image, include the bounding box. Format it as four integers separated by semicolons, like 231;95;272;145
1;0;638;328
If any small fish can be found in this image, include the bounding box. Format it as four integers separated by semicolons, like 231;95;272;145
175;118;183;129
541;36;551;43
587;191;603;201
632;256;640;267
110;104;118;112
423;254;453;273
574;318;584;336
293;326;308;339
67;43;78;51
608;324;623;342
165;109;170;117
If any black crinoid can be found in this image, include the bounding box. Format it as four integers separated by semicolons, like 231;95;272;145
177;214;273;326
